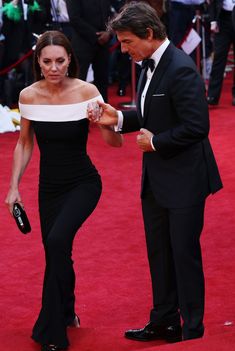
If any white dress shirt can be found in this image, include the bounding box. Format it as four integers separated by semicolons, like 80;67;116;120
116;38;170;151
140;38;170;115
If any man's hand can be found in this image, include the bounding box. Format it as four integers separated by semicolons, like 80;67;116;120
136;128;154;152
87;101;118;126
210;21;219;33
96;31;111;45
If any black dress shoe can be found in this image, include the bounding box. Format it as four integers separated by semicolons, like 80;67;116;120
207;96;219;105
41;345;60;351
125;322;182;343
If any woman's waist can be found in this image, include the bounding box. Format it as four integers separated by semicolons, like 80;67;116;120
40;160;97;176
39;148;89;164
39;165;100;187
39;172;101;195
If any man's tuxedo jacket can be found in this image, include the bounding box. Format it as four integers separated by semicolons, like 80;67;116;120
122;43;222;208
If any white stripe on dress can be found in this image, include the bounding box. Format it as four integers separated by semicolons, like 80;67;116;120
19;95;104;122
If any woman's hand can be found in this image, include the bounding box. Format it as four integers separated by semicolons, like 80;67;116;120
87;101;119;126
5;188;22;215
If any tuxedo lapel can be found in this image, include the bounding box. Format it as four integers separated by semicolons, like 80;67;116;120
136;67;148;121
143;43;174;119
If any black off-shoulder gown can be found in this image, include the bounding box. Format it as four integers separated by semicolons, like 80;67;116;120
19;100;102;348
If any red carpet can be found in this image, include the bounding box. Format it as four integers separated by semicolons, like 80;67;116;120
0;73;235;351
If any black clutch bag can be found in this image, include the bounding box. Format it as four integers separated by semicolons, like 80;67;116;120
12;203;31;234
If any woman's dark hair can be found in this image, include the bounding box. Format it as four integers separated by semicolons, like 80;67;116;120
33;30;79;81
107;1;166;40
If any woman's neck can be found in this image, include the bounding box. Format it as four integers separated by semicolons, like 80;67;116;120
41;77;70;95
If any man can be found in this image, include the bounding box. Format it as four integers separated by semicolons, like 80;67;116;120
66;0;113;102
44;0;73;40
88;1;222;343
207;0;235;106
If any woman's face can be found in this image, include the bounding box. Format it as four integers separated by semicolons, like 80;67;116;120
38;45;71;83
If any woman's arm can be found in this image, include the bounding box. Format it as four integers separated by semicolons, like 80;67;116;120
85;84;124;147
98;125;123;147
5;117;34;214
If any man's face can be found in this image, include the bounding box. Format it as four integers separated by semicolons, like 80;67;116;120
116;30;154;62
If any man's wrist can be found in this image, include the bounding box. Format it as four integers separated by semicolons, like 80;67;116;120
114;110;123;132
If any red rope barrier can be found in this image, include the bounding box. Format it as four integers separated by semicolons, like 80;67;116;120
0;49;33;76
0;41;119;77
109;40;120;53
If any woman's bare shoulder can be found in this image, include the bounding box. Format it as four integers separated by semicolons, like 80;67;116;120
75;79;101;100
19;82;40;104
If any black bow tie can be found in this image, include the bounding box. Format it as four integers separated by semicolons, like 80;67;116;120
141;58;155;72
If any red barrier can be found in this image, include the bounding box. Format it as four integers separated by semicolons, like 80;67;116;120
0;49;33;76
0;40;120;77
109;40;120;53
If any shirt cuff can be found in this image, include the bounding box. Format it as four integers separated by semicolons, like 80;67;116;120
210;21;217;30
150;136;156;151
114;110;123;132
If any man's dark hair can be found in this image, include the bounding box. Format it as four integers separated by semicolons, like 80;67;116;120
107;1;166;40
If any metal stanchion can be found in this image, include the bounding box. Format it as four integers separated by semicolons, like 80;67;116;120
195;10;201;74
119;58;136;109
200;14;207;81
192;10;209;83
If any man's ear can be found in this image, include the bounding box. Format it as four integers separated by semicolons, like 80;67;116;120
146;27;154;40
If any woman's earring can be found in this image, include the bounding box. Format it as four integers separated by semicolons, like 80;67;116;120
40;71;44;78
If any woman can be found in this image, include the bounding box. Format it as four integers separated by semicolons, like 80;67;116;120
5;30;122;351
